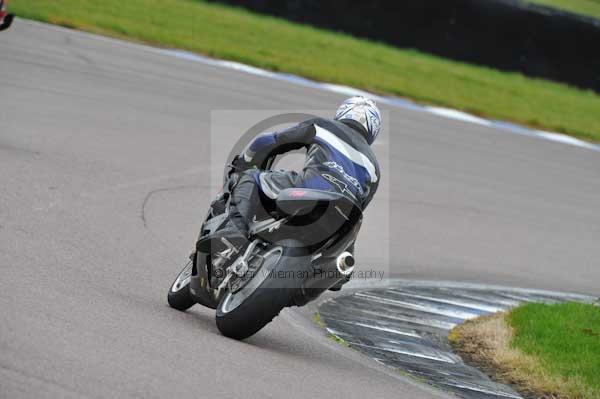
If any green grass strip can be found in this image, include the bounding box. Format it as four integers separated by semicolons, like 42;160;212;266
11;0;600;141
527;0;600;20
509;302;600;393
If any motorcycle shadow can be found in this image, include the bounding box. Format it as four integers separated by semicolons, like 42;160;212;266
168;306;222;335
173;305;350;369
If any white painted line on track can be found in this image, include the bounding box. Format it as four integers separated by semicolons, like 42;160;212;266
347;340;459;364
330;318;422;338
385;289;505;313
374;279;596;301
352;308;458;330
424;107;493;126
355;292;481;320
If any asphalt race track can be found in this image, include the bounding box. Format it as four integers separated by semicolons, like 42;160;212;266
1;20;599;399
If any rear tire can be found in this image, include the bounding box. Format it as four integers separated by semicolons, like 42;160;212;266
216;285;291;340
216;245;310;340
167;259;195;311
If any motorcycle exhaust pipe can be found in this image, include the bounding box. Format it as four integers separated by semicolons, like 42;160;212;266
336;252;355;276
292;252;356;306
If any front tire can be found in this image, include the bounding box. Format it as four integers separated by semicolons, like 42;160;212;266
167;259;195;311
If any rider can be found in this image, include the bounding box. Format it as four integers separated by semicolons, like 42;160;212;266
199;96;382;287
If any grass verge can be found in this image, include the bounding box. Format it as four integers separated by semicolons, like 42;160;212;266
11;0;600;142
314;313;350;346
527;0;600;20
327;332;350;347
313;313;325;328
449;302;600;399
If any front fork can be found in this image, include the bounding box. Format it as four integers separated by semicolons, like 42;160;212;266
189;237;259;309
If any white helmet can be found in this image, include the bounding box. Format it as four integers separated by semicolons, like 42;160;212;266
334;96;382;144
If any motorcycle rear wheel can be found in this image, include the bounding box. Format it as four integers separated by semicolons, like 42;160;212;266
215;246;308;340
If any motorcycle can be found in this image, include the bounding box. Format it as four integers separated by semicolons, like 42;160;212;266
167;154;362;339
0;0;14;32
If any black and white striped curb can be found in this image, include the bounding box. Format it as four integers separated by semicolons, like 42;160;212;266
318;281;597;399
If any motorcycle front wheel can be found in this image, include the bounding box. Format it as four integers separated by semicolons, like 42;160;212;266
167;258;195;311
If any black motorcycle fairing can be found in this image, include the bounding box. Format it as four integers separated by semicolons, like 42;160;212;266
189;251;219;309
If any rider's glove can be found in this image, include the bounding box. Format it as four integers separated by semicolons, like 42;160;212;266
227;154;253;178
